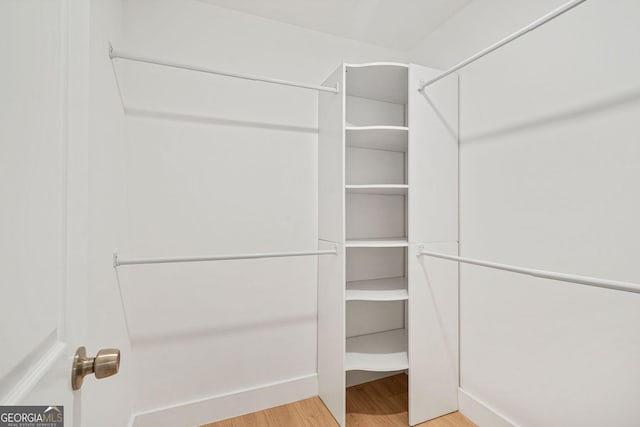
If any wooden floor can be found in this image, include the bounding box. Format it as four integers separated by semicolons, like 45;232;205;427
203;374;476;427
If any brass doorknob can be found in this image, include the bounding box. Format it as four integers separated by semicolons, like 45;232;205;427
71;346;120;390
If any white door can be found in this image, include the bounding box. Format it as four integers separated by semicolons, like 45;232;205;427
0;1;125;426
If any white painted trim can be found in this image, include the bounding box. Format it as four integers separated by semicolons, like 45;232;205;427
0;337;67;405
345;62;409;69
458;388;518;427
132;374;318;427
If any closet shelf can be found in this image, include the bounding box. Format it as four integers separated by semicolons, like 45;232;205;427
346;238;408;248
345;329;408;372
346;184;408;195
346;277;408;301
346;126;408;152
345;126;408;131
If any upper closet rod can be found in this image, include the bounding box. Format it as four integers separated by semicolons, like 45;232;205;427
108;43;339;94
418;249;640;295
113;247;337;268
417;0;588;91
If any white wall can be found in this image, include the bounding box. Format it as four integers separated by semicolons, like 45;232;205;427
117;0;410;423
413;1;640;426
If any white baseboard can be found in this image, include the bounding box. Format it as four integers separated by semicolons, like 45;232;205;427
458;388;518;427
133;374;318;427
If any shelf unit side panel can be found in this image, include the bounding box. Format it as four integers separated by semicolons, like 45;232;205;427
319;65;345;243
408;242;459;425
408;64;459;243
317;240;346;427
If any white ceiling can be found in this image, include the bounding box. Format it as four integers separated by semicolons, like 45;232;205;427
197;0;472;51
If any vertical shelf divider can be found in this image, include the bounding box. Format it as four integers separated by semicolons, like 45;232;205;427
407;64;460;425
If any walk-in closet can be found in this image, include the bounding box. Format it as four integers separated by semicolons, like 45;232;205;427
3;0;639;426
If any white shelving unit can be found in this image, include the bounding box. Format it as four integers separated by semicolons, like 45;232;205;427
318;62;460;426
343;63;409;397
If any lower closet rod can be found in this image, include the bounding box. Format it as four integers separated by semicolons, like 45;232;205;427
418;249;640;295
113;247;337;268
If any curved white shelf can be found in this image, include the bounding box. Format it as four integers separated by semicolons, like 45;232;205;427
346;238;408;248
345;329;408;372
345;64;408;104
346;185;408;196
345;62;409;69
346;125;408;131
346;277;408;301
346;126;408;152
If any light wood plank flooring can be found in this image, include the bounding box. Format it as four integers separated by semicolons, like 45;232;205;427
203;374;476;427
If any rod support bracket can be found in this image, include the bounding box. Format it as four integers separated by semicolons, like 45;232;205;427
334;82;340;94
113;252;119;269
108;42;114;59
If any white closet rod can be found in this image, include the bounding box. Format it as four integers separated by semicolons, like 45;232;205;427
108;44;339;94
417;0;588;91
419;249;640;295
113;247;337;268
